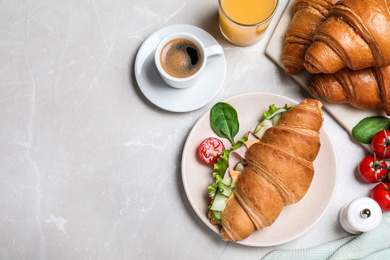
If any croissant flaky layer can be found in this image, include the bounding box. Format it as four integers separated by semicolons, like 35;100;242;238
304;0;390;74
309;66;390;115
220;99;323;242
283;0;337;75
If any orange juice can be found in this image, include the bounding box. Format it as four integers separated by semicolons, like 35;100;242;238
222;0;276;25
218;0;277;46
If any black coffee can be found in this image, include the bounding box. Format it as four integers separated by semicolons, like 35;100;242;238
160;38;202;78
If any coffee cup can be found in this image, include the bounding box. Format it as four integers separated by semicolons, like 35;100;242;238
155;32;224;89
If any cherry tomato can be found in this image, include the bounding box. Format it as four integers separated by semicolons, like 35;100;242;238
371;130;390;159
371;182;390;212
198;137;225;164
358;155;389;183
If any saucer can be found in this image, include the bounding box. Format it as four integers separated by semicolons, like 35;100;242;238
134;24;226;112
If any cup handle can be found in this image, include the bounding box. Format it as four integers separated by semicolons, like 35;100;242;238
205;45;224;61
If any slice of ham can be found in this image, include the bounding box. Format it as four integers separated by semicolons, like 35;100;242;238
228;145;248;171
223;131;261;181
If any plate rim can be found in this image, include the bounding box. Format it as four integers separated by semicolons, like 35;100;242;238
181;91;338;247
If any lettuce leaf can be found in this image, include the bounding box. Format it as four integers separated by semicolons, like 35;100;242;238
261;104;294;122
207;135;248;196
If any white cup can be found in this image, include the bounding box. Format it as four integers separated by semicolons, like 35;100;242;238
155;32;224;89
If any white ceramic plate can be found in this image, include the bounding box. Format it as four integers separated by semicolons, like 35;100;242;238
134;24;226;112
181;92;338;247
265;0;385;151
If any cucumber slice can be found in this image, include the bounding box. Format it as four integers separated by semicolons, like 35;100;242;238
221;177;232;186
234;162;245;172
221;176;236;188
265;108;287;121
209;190;228;211
212;210;222;222
219;182;233;197
272;113;282;125
253;119;272;139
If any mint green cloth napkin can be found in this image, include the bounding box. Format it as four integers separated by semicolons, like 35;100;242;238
263;213;390;260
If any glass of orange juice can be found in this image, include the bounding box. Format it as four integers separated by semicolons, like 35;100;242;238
218;0;279;47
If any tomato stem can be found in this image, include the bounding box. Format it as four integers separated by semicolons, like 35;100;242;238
381;182;390;193
372;153;390;182
377;130;390;159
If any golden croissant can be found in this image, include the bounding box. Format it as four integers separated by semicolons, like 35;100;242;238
309;66;390;115
304;0;390;74
283;0;337;75
220;99;323;242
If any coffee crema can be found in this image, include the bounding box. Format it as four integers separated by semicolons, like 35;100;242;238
160;38;202;78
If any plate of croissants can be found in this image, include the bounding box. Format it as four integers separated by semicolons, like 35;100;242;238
266;0;389;148
182;92;337;246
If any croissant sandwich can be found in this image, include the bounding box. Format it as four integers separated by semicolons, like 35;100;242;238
283;0;337;75
208;99;323;242
304;0;390;74
309;66;390;115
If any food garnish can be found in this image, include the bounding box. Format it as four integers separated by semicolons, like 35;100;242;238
210;102;239;145
203;102;293;223
198;137;225;164
371;130;390;159
371;182;390;212
358;155;389;183
352;116;390;144
353;119;390;211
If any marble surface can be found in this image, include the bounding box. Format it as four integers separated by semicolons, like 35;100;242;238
0;0;374;259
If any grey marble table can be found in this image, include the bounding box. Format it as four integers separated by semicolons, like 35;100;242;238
0;0;372;259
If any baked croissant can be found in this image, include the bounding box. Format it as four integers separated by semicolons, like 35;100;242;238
309;66;390;115
220;99;323;242
304;0;390;74
283;0;337;75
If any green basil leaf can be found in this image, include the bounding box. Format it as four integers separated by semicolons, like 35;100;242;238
210;102;239;145
352;116;390;144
